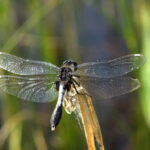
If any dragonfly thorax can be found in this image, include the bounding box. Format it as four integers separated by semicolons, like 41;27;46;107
56;67;73;92
55;60;78;91
58;67;72;81
58;60;77;81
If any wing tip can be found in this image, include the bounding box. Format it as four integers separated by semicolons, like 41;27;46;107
132;78;141;90
131;54;146;70
134;54;146;63
0;51;4;55
0;51;9;55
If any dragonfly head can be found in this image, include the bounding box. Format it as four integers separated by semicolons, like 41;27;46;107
63;60;78;71
57;60;78;84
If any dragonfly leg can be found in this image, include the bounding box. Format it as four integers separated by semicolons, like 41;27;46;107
72;78;80;87
72;80;91;97
73;75;80;78
71;81;79;94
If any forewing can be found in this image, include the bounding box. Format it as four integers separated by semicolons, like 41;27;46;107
0;75;58;102
0;52;59;75
79;76;140;99
75;54;145;78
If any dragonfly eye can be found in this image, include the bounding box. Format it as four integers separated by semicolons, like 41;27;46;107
73;62;77;71
63;60;77;66
63;60;69;65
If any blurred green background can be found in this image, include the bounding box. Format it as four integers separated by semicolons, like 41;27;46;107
0;0;150;150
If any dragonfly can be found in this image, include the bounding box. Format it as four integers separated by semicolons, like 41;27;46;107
0;52;145;130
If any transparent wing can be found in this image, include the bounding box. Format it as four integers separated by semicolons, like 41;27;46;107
0;52;59;75
75;54;145;78
79;76;140;99
0;75;58;102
